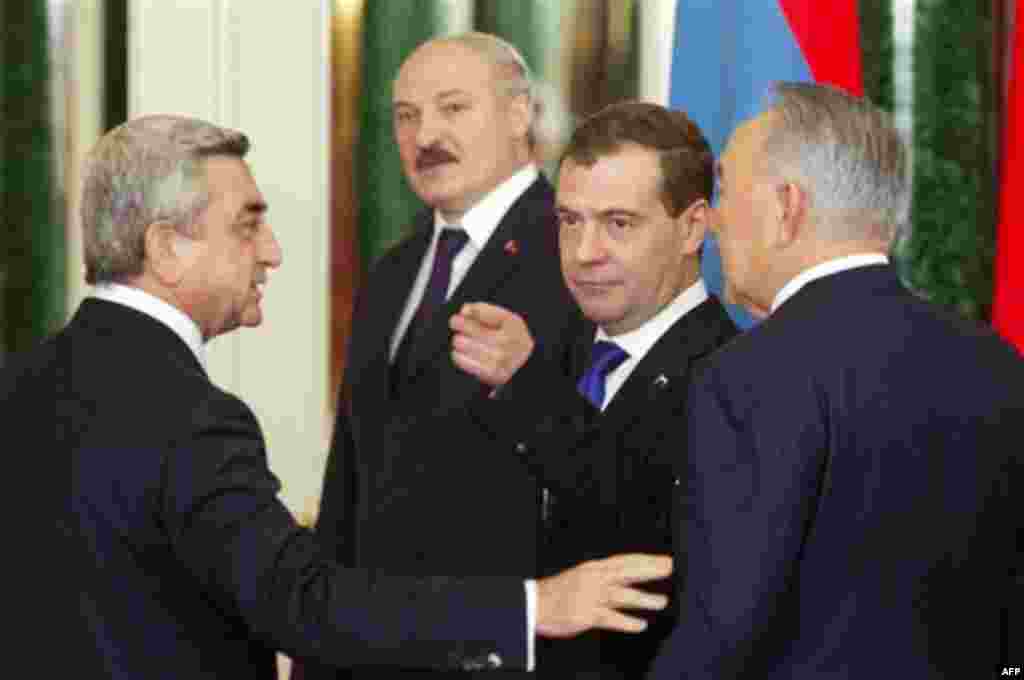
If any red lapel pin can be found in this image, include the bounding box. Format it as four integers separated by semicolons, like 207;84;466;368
504;239;519;256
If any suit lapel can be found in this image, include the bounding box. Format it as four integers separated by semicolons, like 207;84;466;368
354;215;433;401
600;297;734;436
403;177;553;378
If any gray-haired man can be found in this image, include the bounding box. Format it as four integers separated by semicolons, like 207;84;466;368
1;113;670;679
651;82;1022;679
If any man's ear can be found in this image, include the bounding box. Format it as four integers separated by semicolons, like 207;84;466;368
507;90;533;144
144;221;191;285
677;198;710;256
773;180;808;248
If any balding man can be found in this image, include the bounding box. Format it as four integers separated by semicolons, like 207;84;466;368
650;82;1023;679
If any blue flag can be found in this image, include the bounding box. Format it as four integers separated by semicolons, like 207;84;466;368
669;0;863;328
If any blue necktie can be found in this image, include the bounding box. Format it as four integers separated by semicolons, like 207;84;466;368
391;227;469;393
416;227;469;323
577;340;629;409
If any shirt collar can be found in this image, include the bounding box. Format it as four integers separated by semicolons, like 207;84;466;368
434;164;539;250
595;278;709;362
771;253;890;313
91;282;206;370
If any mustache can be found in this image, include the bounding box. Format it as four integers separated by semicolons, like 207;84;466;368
415;145;457;171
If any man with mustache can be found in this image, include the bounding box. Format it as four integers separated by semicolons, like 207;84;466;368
449;101;738;677
2;114;672;679
307;32;586;680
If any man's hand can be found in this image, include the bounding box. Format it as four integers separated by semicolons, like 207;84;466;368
450;302;534;388
535;554;672;638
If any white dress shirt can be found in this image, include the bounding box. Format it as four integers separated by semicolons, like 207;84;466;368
388;164;540;359
771;253;890;314
593;278;710;411
91;283;206;371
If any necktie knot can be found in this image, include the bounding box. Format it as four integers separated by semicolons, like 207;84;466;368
390;226;468;396
437;227;469;260
577;340;629;409
418;227;469;318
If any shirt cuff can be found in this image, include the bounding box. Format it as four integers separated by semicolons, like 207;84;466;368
525;579;537;672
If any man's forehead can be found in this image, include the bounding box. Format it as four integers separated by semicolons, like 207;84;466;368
561;146;659;181
200;155;253;182
200;156;263;204
394;41;493;100
558;150;662;206
722;111;774;170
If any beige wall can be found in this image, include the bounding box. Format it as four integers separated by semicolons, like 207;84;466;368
638;0;677;105
128;0;332;518
65;0;105;314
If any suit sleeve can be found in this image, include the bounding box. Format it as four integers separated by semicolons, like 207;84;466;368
160;392;527;672
315;274;372;572
314;389;357;566
658;360;828;678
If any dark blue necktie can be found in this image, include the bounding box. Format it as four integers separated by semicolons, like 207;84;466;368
416;227;470;323
577;340;629;409
391;227;469;392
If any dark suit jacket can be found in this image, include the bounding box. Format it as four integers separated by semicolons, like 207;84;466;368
474;295;737;678
312;176;584;679
4;298;528;679
650;265;1024;679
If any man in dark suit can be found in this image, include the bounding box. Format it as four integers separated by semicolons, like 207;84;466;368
649;82;1023;678
1;114;675;679
310;32;584;680
449;102;738;678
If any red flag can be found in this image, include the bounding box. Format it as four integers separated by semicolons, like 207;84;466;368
778;0;864;96
994;4;1024;352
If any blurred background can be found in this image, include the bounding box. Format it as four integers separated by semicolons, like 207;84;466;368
1;0;1017;520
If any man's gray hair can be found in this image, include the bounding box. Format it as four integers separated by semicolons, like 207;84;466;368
81;114;249;284
760;81;910;243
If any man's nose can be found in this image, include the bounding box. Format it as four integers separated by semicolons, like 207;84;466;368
261;225;283;268
573;223;608;263
415;110;443;149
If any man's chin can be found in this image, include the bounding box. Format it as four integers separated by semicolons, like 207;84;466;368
745;303;770;320
412;179;468;210
240;308;264;328
577;303;625;333
724;286;769;319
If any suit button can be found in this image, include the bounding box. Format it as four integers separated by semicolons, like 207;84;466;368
673;477;681;487
515;442;528;455
462;654;498;671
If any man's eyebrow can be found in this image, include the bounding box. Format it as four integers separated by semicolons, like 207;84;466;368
392;90;469;109
240;200;267;218
436;89;469;99
554;206;642;220
597;208;642;219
